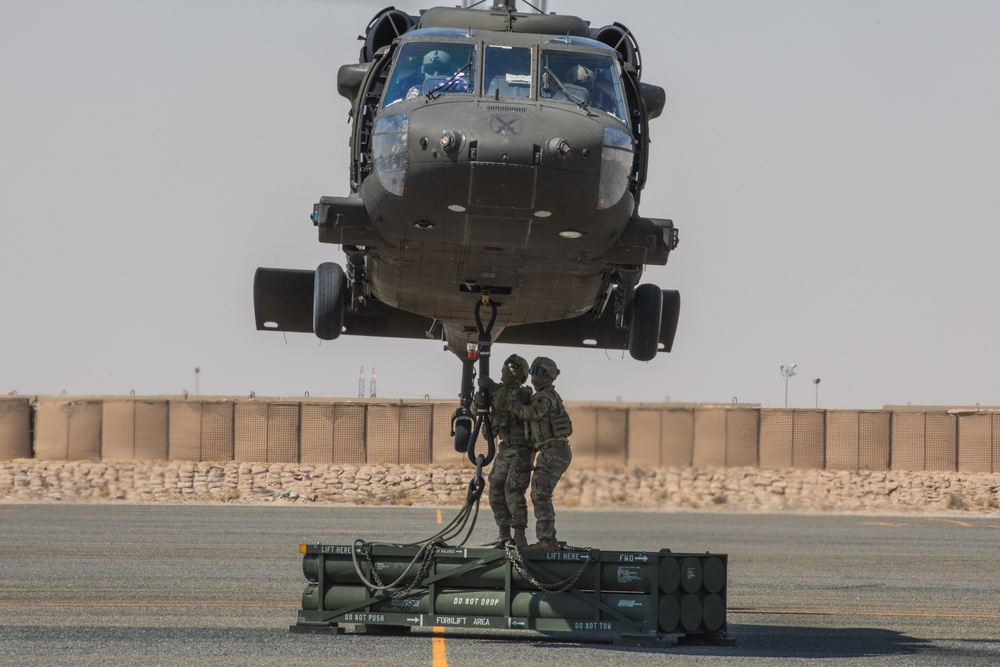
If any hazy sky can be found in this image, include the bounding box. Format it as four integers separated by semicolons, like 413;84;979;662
2;0;999;409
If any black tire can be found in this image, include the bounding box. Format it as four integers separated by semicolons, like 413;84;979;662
628;283;663;361
453;415;473;453
313;262;344;341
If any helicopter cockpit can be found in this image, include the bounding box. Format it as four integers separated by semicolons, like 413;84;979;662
380;32;630;123
381;39;477;107
537;46;628;122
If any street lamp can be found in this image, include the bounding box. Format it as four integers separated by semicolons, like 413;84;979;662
813;378;821;408
778;364;797;408
194;367;200;395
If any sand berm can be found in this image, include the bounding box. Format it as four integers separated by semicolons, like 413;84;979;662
1;461;998;515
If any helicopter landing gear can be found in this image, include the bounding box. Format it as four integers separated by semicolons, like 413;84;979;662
627;283;663;362
449;298;499;477
313;262;345;340
452;359;475;452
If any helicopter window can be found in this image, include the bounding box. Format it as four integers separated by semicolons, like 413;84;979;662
382;42;477;107
538;51;628;122
483;45;532;99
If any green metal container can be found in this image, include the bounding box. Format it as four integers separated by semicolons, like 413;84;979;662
659;557;680;593
702;557;726;594
296;545;728;641
313;553;654;593
308;585;652;623
434;589;507;616
679;594;703;632
679;557;703;594
512;591;651;622
701;593;726;632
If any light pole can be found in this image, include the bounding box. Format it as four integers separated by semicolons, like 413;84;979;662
779;364;797;408
194;367;200;395
813;378;821;408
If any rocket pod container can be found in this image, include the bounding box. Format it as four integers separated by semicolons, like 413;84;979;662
292;543;728;646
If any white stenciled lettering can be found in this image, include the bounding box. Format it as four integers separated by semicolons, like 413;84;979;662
435;616;468;625
616;566;641;583
572;621;613;631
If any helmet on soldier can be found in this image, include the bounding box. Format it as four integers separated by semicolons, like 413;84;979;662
528;357;559;388
563;64;595;89
422;49;452;76
501;354;529;384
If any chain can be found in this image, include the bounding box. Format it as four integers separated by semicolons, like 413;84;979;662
503;543;594;593
365;542;439;599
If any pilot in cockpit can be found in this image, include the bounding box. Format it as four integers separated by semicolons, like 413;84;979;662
405;49;455;99
561;64;617;114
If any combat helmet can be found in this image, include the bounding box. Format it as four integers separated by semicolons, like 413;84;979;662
529;357;560;382
563;64;596;89
501;354;529;384
422;49;452;76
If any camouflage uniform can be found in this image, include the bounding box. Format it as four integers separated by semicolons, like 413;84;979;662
485;355;534;539
511;357;572;547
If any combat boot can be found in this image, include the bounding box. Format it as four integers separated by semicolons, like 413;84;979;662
512;526;528;549
525;537;559;551
481;526;511;546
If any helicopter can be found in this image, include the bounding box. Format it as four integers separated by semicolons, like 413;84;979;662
253;0;680;452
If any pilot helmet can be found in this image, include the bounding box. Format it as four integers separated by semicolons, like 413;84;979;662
563;64;596;89
528;357;560;385
422;50;452;76
501;354;529;384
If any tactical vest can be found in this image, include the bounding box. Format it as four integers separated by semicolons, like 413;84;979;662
491;384;531;446
525;386;573;444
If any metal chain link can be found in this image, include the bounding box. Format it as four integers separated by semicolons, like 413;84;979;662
503;543;593;593
366;542;439;600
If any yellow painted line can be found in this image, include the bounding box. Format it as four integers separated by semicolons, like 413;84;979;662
926;517;974;527
432;626;448;667
730;608;1000;620
437;508;442;524
857;521;908;527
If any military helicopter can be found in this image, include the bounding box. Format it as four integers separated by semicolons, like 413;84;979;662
253;0;680;452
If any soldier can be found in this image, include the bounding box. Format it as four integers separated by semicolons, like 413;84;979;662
482;354;534;548
508;356;572;551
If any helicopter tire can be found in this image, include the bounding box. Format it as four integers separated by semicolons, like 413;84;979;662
313;262;345;341
628;283;663;362
453;414;473;453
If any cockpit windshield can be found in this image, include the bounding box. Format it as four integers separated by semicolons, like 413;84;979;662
382;42;476;107
539;50;628;122
483;45;532;99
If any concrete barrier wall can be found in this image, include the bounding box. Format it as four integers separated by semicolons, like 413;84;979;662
3;397;997;473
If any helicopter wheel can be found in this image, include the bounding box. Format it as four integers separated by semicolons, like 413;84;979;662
628;283;663;361
453;412;473;453
313;262;345;341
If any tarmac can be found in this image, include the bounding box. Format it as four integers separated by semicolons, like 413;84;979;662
2;505;998;666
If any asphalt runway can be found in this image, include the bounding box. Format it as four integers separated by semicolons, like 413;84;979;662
1;504;998;666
